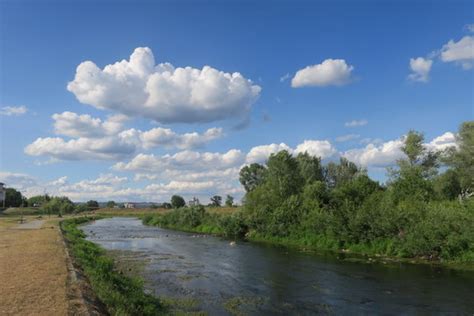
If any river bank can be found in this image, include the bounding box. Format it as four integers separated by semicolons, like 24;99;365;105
142;208;474;271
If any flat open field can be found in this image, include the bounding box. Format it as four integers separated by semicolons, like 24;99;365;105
0;216;69;315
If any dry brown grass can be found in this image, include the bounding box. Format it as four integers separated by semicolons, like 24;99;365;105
0;217;69;315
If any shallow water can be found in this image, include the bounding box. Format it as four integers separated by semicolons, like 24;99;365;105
84;217;474;315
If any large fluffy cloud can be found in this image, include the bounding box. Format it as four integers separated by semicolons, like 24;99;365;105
291;59;354;87
408;57;433;82
67;47;261;123
440;35;474;69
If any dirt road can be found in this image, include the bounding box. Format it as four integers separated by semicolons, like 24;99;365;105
0;217;69;315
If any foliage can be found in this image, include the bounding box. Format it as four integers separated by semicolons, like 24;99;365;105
86;200;100;209
61;217;163;315
239;163;267;192
27;194;51;207
106;200;116;208
43;196;75;216
210;195;222;207
170;195;186;208
4;188;26;207
225;195;234;207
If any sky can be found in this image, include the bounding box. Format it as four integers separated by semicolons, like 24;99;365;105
0;0;473;203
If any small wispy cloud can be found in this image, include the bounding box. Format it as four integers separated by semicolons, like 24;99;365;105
280;73;290;82
0;105;28;116
335;134;360;142
345;119;368;128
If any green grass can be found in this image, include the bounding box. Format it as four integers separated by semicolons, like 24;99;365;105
61;217;164;315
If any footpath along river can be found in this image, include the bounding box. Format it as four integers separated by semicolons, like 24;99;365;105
83;217;474;315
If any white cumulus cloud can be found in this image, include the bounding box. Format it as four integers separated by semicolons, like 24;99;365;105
246;143;292;164
52;111;128;138
440;35;474;69
291;59;354;88
408;57;433;82
294;140;337;158
67;47;261;124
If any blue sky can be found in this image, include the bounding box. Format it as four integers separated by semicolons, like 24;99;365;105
0;0;473;202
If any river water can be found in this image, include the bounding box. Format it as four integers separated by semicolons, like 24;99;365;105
83;217;474;315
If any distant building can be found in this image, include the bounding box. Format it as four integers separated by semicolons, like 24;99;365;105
188;197;200;206
0;183;5;207
124;202;136;209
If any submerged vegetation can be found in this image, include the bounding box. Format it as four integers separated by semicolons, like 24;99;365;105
144;122;474;265
61;217;163;315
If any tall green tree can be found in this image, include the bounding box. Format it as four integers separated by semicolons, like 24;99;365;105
171;195;186;208
210;195;222;207
389;130;437;202
296;152;324;184
265;150;304;202
239;163;267;192
325;157;361;188
4;188;25;207
444;121;474;197
225;195;234;207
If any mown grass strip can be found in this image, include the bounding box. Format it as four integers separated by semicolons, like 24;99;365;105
61;217;164;316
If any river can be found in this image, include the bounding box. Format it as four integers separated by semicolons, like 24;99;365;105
83;217;474;315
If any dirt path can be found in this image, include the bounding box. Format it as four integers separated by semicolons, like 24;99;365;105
0;217;69;315
15;219;46;229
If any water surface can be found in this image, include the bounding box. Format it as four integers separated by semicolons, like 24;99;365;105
84;217;474;315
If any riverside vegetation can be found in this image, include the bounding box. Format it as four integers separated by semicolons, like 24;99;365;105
144;122;474;266
61;217;164;315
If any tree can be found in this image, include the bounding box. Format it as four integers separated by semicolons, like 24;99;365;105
296;152;324;184
265;150;304;202
225;195;234;207
86;200;99;209
239;163;267;192
210;195;222;207
27;194;50;207
402;130;425;166
389;130;437;202
106;200;116;208
324;157;361;188
43;196;74;216
171;195;186;208
444;121;474;197
4;188;25;207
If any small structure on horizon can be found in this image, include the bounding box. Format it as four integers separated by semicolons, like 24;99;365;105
188;197;200;206
124;202;136;209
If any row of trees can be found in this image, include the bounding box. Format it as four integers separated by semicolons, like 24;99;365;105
170;194;235;208
236;122;473;260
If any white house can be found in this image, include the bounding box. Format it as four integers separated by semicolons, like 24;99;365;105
188;197;200;206
124;202;136;209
